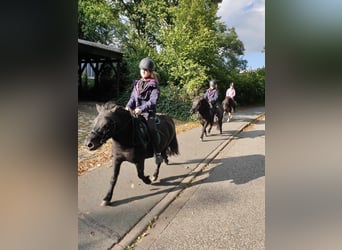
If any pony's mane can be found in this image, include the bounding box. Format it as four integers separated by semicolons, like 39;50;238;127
102;101;122;111
199;97;208;104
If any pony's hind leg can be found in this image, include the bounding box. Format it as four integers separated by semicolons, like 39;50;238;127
162;151;169;165
136;161;151;184
152;162;162;182
153;151;168;181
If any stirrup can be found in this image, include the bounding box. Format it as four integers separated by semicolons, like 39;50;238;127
155;153;163;165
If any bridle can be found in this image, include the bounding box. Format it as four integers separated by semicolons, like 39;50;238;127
90;127;113;145
90;112;137;145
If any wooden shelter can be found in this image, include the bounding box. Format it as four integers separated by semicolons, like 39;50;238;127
78;39;123;101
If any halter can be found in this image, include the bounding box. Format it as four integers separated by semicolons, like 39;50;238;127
90;116;124;145
90;125;113;145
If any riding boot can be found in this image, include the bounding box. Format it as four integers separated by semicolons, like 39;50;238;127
212;105;218;122
147;117;163;165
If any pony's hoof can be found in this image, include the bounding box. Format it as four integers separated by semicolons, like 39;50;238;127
144;176;152;184
152;175;158;182
164;159;169;165
101;200;111;206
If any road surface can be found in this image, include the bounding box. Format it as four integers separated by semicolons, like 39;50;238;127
78;106;265;249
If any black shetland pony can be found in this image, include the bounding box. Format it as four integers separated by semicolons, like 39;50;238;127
85;102;179;206
222;96;236;122
190;96;223;141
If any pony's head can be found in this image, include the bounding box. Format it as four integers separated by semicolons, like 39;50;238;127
190;96;208;114
85;102;130;150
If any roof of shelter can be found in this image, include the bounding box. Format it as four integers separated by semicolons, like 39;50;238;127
78;39;123;60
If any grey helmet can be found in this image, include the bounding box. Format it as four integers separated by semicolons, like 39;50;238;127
139;57;155;71
209;80;215;87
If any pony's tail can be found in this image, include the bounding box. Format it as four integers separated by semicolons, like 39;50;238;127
167;135;179;156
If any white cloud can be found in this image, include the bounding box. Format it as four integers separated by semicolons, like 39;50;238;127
217;0;265;54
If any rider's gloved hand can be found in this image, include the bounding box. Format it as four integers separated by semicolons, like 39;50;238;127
134;108;142;115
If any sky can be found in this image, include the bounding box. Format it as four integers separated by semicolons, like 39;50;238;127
217;0;265;69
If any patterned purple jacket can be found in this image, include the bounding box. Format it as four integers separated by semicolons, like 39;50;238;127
126;78;160;117
204;88;218;106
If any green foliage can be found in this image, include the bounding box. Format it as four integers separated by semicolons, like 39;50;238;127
158;84;193;121
79;0;265;111
232;67;265;106
158;0;219;94
78;0;121;44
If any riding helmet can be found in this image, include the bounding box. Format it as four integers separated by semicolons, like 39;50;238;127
209;80;215;86
139;57;155;71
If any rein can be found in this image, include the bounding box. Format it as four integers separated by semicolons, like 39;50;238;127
90;117;127;146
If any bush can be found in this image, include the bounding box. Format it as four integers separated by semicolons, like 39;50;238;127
158;84;193;121
232;68;265;106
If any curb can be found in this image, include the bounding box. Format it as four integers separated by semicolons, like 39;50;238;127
112;113;265;250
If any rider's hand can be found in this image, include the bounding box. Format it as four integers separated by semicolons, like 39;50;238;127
134;108;142;115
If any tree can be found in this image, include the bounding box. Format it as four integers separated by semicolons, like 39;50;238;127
78;0;251;102
78;0;122;44
108;0;180;83
158;0;220;95
157;0;247;96
231;67;265;105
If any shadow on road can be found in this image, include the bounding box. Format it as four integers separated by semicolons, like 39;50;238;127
106;154;264;207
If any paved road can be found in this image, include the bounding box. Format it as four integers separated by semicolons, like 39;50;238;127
78;107;264;250
134;116;265;250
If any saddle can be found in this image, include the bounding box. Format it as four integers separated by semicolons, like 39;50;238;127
134;115;161;151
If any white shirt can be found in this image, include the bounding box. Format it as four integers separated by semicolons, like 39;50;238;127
226;87;235;98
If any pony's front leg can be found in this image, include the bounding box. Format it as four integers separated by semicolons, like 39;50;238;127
218;119;223;134
136;161;151;184
227;112;232;122
208;122;213;134
200;123;206;141
101;158;122;206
